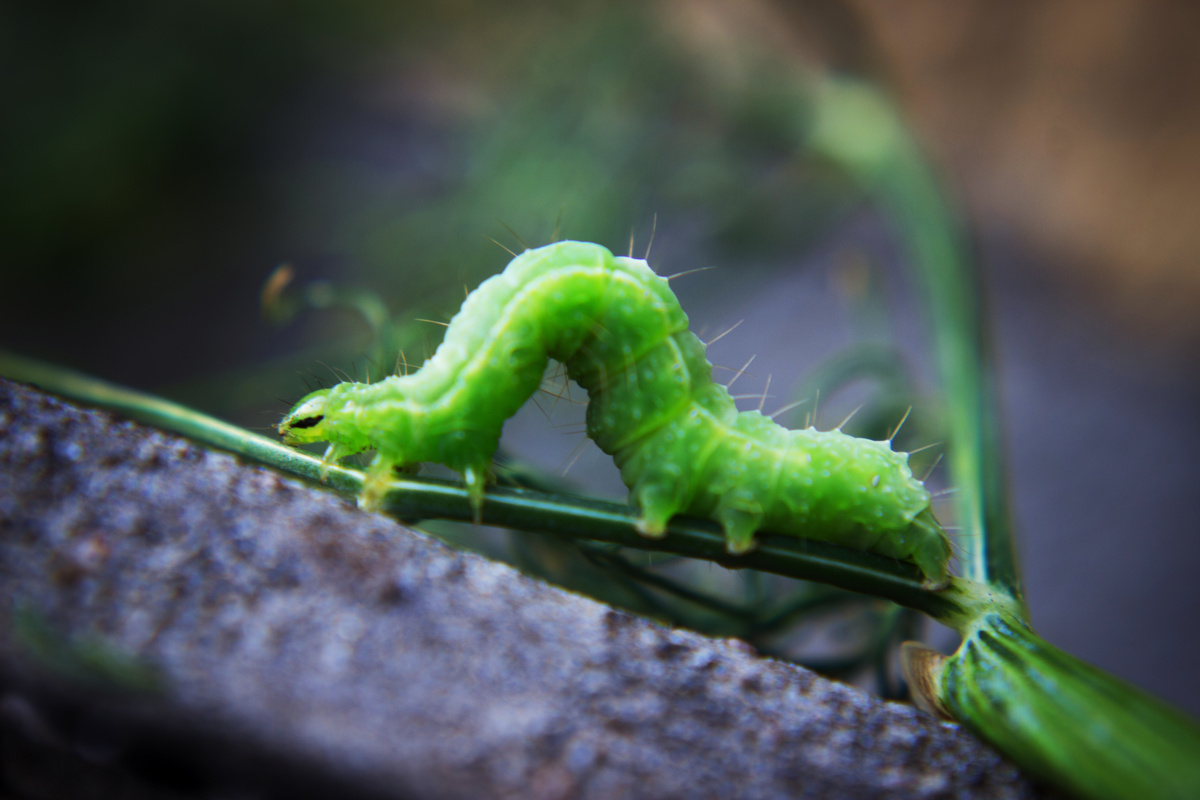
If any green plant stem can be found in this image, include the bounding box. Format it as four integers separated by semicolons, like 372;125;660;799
807;79;1023;607
0;349;1005;629
808;79;1200;800
941;613;1200;800
879;153;1020;599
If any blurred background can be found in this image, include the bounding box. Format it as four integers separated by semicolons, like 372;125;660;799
3;0;1198;715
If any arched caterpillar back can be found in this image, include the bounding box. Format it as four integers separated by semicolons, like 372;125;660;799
279;241;951;586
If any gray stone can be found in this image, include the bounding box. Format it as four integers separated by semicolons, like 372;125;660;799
0;379;1044;798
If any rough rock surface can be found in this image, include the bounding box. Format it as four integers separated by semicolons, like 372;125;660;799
0;379;1045;799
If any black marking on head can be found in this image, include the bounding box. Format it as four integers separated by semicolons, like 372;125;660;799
287;415;324;430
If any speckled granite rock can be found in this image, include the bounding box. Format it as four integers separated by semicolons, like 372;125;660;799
0;378;1046;799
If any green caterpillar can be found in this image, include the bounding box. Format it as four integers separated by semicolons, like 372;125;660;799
279;241;951;586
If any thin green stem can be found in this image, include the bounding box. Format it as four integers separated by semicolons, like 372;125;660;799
0;349;999;628
879;152;1021;600
807;79;1024;611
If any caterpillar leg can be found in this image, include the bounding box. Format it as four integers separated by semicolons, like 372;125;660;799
714;489;764;555
461;464;489;524
631;479;687;539
908;509;951;590
359;454;396;512
319;443;353;481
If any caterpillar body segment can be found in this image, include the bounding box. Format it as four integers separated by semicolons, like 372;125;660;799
279;241;951;586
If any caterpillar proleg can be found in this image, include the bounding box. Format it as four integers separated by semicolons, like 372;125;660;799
279;241;951;587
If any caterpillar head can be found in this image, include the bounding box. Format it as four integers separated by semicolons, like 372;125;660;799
279;389;334;445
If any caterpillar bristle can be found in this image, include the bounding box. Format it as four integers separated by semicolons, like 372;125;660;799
887;406;913;443
560;372;578;405
317;361;352;385
768;398;810;421
709;363;743;375
536;385;562;416
362;354;379;383
834;403;866;432
498;221;530;252
918;451;945;482
643;213;658;261
558;436;593;477
943;532;970;561
537;387;586;407
758;375;772;412
528;392;549;419
664;265;716;282
703;318;743;347
725;354;756;391
488;237;518;258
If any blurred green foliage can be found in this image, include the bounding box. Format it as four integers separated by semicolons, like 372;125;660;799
1;1;936;692
3;0;392;266
1;2;859;393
